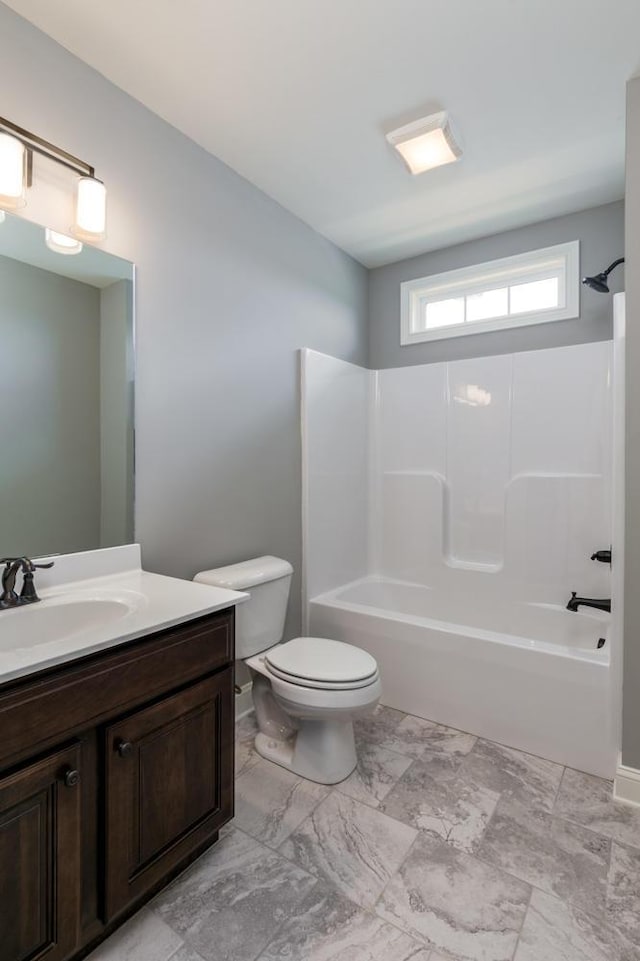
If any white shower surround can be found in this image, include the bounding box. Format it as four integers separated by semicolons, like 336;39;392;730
302;335;619;778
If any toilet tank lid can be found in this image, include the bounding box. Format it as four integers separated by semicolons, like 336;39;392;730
194;556;293;590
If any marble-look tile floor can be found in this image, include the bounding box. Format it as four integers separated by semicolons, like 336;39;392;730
87;706;640;961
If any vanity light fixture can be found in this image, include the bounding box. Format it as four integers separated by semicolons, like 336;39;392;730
45;228;83;256
74;176;107;241
0;131;27;208
0;116;107;242
386;111;462;175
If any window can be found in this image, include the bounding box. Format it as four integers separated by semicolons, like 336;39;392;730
400;241;579;345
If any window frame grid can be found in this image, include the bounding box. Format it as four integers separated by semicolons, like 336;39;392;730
400;241;579;345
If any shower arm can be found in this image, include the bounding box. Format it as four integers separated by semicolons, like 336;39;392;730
602;257;625;279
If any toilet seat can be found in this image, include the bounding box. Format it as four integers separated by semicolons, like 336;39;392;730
265;661;380;691
265;636;378;689
268;666;383;713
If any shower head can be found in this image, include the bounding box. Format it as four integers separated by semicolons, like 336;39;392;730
583;271;612;293
582;257;625;294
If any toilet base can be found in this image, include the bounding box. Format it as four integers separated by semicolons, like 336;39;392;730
254;719;357;784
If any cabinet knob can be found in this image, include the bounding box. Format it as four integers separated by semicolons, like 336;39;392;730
63;768;80;788
117;739;133;758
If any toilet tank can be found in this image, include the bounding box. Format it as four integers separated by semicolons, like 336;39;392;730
194;556;293;659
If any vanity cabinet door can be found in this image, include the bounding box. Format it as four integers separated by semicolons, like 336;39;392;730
104;668;233;919
0;744;82;961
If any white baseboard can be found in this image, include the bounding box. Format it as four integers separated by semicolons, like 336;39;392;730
614;757;640;807
234;681;253;720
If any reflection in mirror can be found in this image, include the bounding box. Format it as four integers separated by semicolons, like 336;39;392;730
0;211;134;558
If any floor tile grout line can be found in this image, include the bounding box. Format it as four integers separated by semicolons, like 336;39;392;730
550;764;568;814
166;943;186;961
370;829;423;917
464;842;611;918
369;906;432;950
227;818;329;881
334;778;395;812
509;881;535;961
166;937;207;961
357;740;432;762
549;809;640;851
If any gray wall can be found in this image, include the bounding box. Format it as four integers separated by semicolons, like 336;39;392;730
623;77;640;768
100;279;134;548
0;254;101;556
0;4;368;639
369;202;624;369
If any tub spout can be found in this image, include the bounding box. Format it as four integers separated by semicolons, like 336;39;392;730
566;592;611;613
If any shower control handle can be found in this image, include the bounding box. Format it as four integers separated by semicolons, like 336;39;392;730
591;549;612;565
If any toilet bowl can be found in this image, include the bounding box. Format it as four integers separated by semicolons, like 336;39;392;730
194;557;380;783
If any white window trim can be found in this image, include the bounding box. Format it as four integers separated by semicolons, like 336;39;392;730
400;241;580;345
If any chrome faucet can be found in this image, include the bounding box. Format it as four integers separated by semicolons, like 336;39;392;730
0;556;54;610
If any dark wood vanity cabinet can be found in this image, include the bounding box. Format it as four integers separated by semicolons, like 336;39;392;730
0;744;82;961
105;670;232;918
0;609;235;961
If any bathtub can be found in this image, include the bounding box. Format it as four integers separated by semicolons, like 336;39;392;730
308;577;617;777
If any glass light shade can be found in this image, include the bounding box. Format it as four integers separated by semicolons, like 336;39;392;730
386;112;462;175
45;228;83;256
0;133;27;209
73;176;107;241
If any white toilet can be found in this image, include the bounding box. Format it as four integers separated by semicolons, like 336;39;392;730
194;556;381;783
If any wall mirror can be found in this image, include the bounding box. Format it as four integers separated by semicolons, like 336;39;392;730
0;211;134;558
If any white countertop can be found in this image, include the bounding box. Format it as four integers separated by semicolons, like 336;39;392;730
0;545;247;686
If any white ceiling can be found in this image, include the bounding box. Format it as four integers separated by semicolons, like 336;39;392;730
5;0;640;267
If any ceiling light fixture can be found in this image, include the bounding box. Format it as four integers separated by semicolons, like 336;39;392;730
386;111;462;175
0;116;107;242
45;228;83;256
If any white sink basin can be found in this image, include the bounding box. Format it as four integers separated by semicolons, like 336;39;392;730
0;547;248;685
0;590;145;651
